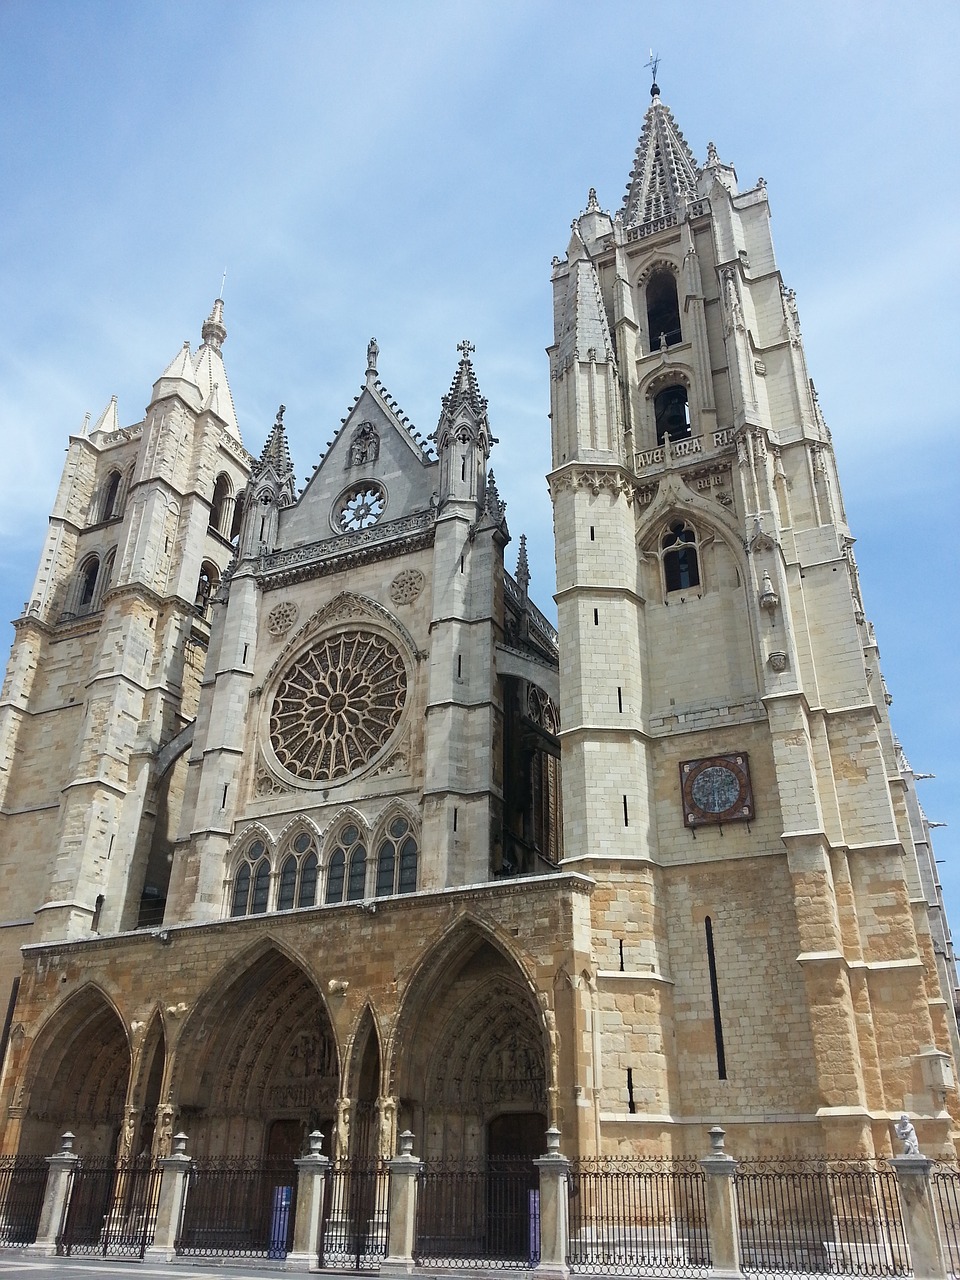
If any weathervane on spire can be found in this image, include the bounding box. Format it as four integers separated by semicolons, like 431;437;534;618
645;49;661;97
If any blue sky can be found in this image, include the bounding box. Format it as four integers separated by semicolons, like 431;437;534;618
1;1;958;922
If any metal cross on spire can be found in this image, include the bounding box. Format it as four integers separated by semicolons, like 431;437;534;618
645;49;661;96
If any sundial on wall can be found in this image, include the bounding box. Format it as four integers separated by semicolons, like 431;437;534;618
679;754;753;827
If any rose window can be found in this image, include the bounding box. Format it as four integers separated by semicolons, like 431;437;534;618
269;629;406;781
335;484;385;532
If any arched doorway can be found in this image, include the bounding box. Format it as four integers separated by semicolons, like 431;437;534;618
394;925;548;1162
16;987;130;1158
174;945;338;1160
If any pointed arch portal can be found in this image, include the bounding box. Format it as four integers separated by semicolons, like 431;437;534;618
394;926;548;1161
17;988;130;1158
175;946;338;1159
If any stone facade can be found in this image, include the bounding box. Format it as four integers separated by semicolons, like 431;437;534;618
0;89;956;1166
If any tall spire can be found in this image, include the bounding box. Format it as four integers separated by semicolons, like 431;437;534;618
193;298;241;440
254;403;295;490
621;87;700;230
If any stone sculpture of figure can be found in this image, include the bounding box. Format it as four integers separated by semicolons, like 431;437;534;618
895;1113;920;1156
349;422;379;466
366;337;379;373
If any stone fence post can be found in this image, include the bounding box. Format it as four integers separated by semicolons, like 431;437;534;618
891;1155;948;1280
146;1132;192;1261
534;1125;570;1279
381;1130;421;1276
287;1130;330;1269
700;1126;741;1279
27;1131;78;1256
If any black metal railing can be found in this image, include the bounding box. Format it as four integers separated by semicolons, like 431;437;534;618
567;1159;710;1276
0;1155;47;1247
318;1159;389;1269
933;1164;960;1277
415;1158;540;1268
176;1157;296;1258
735;1159;909;1276
57;1157;161;1258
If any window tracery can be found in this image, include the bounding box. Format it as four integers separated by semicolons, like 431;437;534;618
375;814;418;897
326;823;366;904
661;520;701;593
269;630;407;783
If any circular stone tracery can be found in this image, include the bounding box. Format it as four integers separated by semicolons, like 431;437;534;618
269;629;407;782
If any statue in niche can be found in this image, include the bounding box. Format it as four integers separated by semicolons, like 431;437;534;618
348;421;379;466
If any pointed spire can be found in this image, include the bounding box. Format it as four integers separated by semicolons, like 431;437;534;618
254;404;295;485
622;90;700;230
161;341;197;383
442;340;487;418
89;394;120;437
516;535;530;595
193;298;241;439
484;469;505;520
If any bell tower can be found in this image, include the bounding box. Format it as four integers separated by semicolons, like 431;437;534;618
548;81;960;1153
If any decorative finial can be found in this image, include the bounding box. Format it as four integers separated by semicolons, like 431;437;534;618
586;187;600;212
275;404;285;428
706;141;720;167
645;49;661;97
457;339;476;360
366;337;379;377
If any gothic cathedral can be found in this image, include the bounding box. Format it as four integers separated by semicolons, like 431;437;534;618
0;87;956;1163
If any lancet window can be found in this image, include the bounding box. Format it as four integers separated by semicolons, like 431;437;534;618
375;815;419;897
230;840;270;917
278;831;319;911
326;822;367;904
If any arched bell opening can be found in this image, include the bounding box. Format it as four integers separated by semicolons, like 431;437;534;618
174;945;338;1161
16;987;130;1158
393;925;548;1163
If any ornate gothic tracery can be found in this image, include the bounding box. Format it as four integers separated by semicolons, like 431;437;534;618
269;630;407;781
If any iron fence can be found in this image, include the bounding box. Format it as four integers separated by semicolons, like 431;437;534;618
735;1159;908;1277
318;1159;389;1269
0;1155;47;1247
175;1157;296;1258
415;1158;540;1268
933;1164;960;1277
567;1158;710;1277
57;1157;161;1258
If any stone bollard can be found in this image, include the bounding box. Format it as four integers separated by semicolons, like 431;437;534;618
891;1155;948;1280
145;1132;192;1261
699;1126;741;1279
381;1130;421;1277
534;1125;570;1279
286;1130;330;1269
27;1131;78;1256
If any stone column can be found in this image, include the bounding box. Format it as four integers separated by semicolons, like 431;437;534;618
26;1132;78;1256
891;1155;948;1280
145;1132;192;1261
699;1126;741;1279
286;1130;330;1269
534;1125;570;1279
381;1130;421;1277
